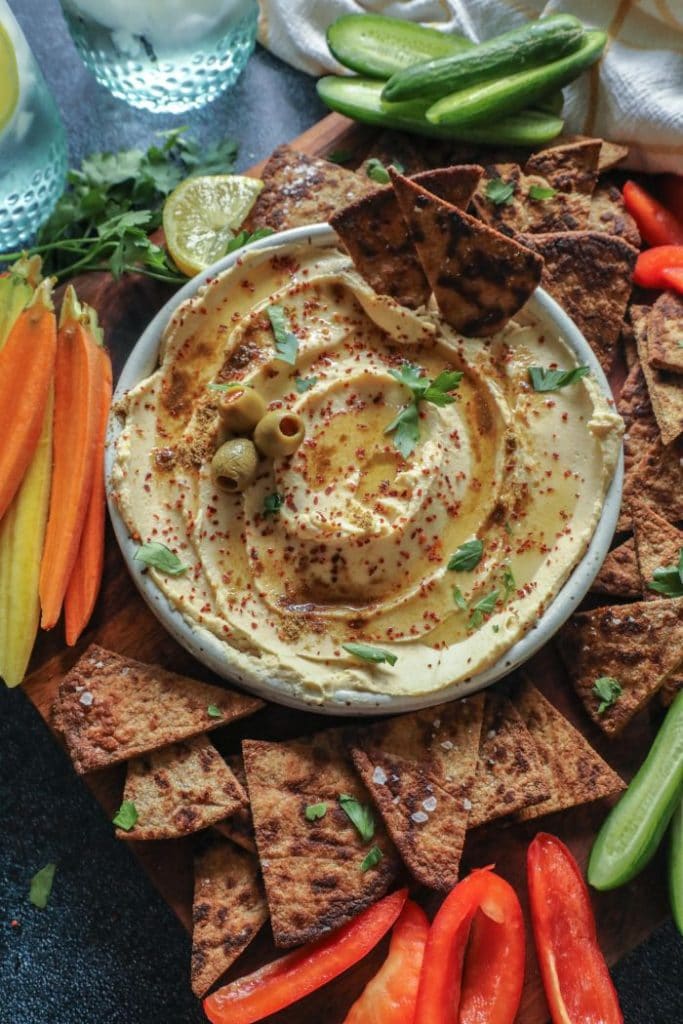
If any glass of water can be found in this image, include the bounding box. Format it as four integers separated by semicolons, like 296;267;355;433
59;0;259;113
0;0;68;250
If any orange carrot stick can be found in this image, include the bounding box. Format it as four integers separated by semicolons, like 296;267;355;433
0;280;57;521
39;287;100;630
63;316;113;647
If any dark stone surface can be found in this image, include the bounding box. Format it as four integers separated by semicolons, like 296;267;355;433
1;1;681;1022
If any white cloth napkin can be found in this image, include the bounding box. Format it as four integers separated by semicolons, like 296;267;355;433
258;0;683;174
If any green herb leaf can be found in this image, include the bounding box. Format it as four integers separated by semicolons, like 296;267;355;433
295;376;318;394
592;676;622;715
208;380;252;392
505;520;513;536
503;565;516;602
366;158;391;184
266;304;299;365
305;802;328;821
528;366;590;392
339;794;375;843
448;539;484;572
485;178;515;205
528;184;557;201
327;149;354;164
342;642;397;667
263;492;284;516
647;550;683;597
468;589;499;629
360;845;383;872
112;800;138;832
225;227;274;255
207;704;222;719
386;362;462;456
29;864;56;909
453;586;467;610
134;541;188;576
385;400;420;459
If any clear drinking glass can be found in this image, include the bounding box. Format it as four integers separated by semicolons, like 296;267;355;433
59;0;259;113
0;0;68;250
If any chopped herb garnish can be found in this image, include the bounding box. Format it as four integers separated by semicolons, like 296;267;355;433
266;304;299;365
29;863;56;909
528;184;557;201
528;366;590;392
305;802;328;821
207;704;222;719
365;158;391;184
208;380;252;392
468;589;499;629
485;178;515;205
263;492;284;516
225;227;274;255
492;624;500;633
503;565;516;602
328;149;355;164
385;362;463;457
385;400;420;459
648;549;683;597
360;845;384;872
134;541;188;576
112;800;138;832
448;539;484;572
453;586;467;610
592;676;622;715
342;642;397;667
295;376;318;394
339;794;375;843
504;520;513;536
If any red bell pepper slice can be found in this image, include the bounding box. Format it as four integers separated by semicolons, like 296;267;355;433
203;888;407;1024
658;175;683;227
633;245;683;289
414;866;525;1024
622;180;683;247
661;267;683;295
527;833;623;1024
343;900;429;1024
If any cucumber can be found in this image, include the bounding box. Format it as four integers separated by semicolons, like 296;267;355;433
588;690;683;891
383;14;583;102
427;29;607;127
327;14;471;80
670;798;683;934
535;89;564;116
316;76;564;146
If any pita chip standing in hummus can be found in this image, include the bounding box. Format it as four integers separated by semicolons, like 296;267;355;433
110;239;622;703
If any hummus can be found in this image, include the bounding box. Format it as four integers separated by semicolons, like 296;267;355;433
110;241;623;701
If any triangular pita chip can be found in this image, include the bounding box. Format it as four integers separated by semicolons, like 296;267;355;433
192;839;268;997
556;598;683;734
472;162;593;235
524;139;601;196
512;680;624;820
390;169;542;336
631;495;683;600
243;731;399;948
468;691;549;828
358;131;430;178
590;538;641;599
53;644;263;774
620;320;639;370
661;674;683;707
116;734;247;841
531;136;627;174
647;290;683;374
213;753;257;853
588;183;640;248
351;696;485;890
519;231;637;372
634;304;683;444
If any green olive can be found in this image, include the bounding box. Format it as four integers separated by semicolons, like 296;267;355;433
211;438;259;493
217;387;267;434
254;410;305;457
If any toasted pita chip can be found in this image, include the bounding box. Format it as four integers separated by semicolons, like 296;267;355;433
116;734;246;841
468;692;548;828
620;320;639;370
412;165;483;207
519;231;637;373
213;753;256;853
330;166;482;309
590;538;641;599
192;839;268;997
634;305;683;445
525;139;601;196
648;291;683;374
390;170;542;336
621;431;683;533
556;598;683;734
512;680;624;820
533;136;627;174
472;163;593;235
631;495;683;601
246;145;374;233
351;696;485;890
358;131;430;179
53;645;263;774
243;731;399;948
661;674;683;707
588;183;641;248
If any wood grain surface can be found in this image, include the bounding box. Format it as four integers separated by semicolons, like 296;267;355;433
22;112;669;1023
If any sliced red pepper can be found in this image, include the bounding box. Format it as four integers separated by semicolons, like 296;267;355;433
658;175;683;226
203;889;407;1024
622;180;683;247
633;245;683;289
343;900;429;1024
414;866;525;1024
527;833;623;1024
661;266;683;295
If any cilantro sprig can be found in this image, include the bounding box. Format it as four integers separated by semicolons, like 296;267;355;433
529;366;590;392
339;795;375;843
342;642;397;667
266;305;299;365
592;677;622;715
648;549;683;598
134;541;188;576
385;363;463;458
485;178;515;205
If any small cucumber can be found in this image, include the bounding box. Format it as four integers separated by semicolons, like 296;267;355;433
327;14;471;80
427;29;606;127
670;798;683;934
316;76;563;146
588;690;683;891
534;89;564;116
383;14;583;102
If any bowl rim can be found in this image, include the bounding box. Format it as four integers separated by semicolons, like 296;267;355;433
105;222;623;716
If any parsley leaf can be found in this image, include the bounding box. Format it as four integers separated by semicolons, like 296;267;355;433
365;157;405;184
263;492;284;516
529;366;590;392
448;539;484;572
134;541;188;576
485;178;515;205
385;400;420;459
327;149;355;164
592;676;622;715
113;800;138;832
305;802;328;821
208;380;252;392
503;565;516;601
453;586;467;610
360;845;384;872
339;794;375;843
385;362;462;457
29;864;56;909
266;304;299;365
528;184;557;201
648;550;683;597
342;642;397;666
225;227;274;255
468;589;499;629
207;704;222;719
295;376;318;394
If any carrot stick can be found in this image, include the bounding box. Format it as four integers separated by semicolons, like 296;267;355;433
0;279;57;521
39;286;100;630
63;311;113;647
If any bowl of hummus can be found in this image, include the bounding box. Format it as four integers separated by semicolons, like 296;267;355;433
107;223;623;715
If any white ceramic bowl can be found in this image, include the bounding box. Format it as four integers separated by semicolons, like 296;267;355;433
106;223;623;716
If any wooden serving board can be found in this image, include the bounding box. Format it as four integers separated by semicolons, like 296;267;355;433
23;112;670;1023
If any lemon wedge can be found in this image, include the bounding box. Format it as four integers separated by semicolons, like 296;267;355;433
0;22;20;136
163;174;264;277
